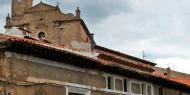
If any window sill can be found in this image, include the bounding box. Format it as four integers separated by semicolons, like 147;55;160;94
98;88;143;95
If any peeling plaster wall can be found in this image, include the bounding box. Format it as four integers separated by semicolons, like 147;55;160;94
15;84;66;95
0;52;190;95
9;57;106;88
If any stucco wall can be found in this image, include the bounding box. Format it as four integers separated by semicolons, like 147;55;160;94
1;52;190;95
15;84;66;95
9;57;106;88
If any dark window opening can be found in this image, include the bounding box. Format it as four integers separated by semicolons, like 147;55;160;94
38;32;46;40
123;79;128;92
179;92;182;95
107;76;114;89
159;88;164;95
69;93;84;95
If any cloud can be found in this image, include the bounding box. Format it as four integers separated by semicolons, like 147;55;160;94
155;58;190;74
91;0;190;59
0;0;190;74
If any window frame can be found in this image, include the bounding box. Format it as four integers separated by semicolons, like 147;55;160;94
105;74;126;91
114;78;124;91
123;78;128;92
130;81;142;94
66;86;91;95
130;80;154;95
103;73;154;95
107;76;114;90
159;87;164;95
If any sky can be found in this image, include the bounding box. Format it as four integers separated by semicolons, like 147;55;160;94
0;0;190;74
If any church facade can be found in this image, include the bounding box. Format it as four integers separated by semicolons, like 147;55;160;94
6;0;94;48
0;0;190;95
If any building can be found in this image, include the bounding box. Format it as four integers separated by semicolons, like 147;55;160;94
6;0;94;49
0;0;189;95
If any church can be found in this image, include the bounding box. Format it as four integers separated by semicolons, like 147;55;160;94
0;0;190;95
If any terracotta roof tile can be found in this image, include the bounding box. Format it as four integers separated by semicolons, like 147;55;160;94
154;72;190;86
0;34;190;89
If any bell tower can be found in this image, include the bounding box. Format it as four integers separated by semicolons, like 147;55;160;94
12;0;33;17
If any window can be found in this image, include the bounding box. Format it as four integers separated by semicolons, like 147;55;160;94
106;75;129;92
115;79;123;91
130;81;153;95
123;79;128;92
107;76;114;90
67;86;90;95
179;92;182;95
38;32;45;40
142;84;146;95
131;82;141;94
159;88;164;95
147;85;152;95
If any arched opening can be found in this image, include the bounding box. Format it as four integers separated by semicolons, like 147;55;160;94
38;32;46;40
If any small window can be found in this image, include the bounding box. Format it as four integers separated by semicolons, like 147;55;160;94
147;85;152;95
115;79;123;91
38;32;46;40
142;84;146;95
123;79;128;92
131;82;141;94
179;92;182;95
159;88;164;95
107;76;114;89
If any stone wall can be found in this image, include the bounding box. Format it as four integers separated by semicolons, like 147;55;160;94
10;2;91;46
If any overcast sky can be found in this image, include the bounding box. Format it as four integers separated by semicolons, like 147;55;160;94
0;0;190;74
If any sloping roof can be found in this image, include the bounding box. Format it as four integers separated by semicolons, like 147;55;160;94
25;2;58;13
95;45;156;66
0;34;190;93
154;72;190;86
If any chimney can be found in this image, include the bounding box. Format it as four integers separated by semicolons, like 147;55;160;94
166;67;171;77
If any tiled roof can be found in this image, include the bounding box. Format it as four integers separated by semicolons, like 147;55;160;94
95;45;156;66
0;34;153;72
154;72;190;87
0;34;190;92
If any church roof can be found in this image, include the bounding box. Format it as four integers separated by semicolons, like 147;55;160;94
0;34;190;93
25;2;58;13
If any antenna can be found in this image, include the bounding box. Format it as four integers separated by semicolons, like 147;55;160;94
76;0;80;8
166;63;170;68
142;51;148;60
56;0;60;6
